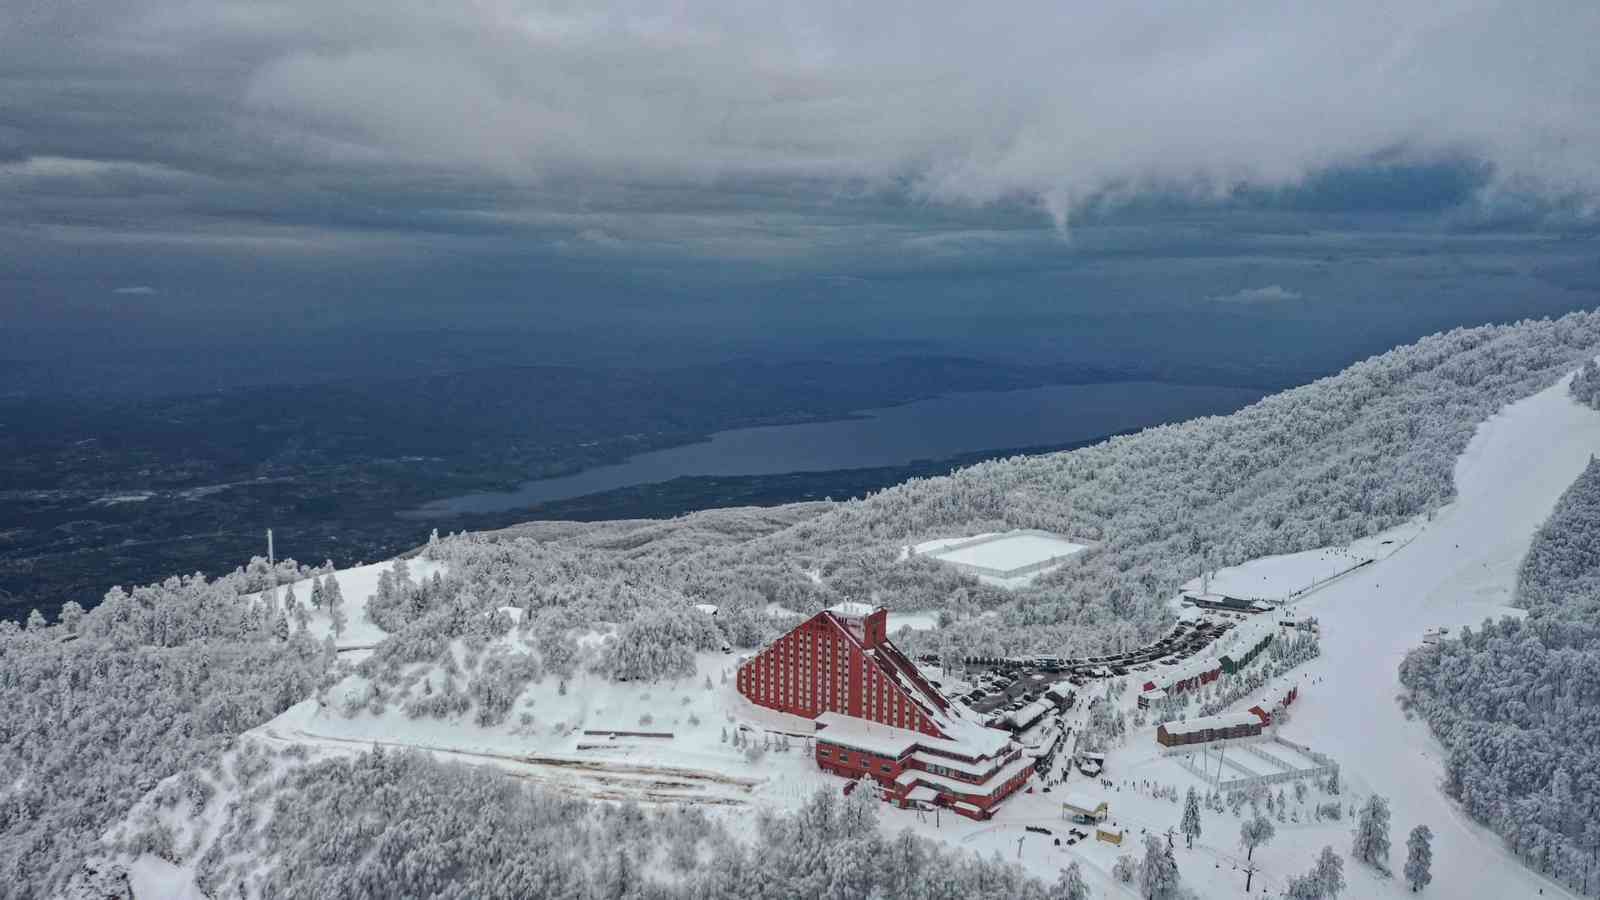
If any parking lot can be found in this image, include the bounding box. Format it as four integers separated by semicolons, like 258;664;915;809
927;616;1241;721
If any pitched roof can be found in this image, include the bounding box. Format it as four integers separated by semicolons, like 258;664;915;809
1158;711;1260;736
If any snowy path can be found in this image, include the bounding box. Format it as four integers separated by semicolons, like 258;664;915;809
252;707;762;806
1283;374;1600;899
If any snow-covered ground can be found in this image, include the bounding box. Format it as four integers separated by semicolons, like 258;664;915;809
1181;518;1425;604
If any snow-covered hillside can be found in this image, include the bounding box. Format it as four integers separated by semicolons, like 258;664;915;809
10;315;1600;900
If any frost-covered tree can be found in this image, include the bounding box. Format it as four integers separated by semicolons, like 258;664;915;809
1571;358;1600;409
1180;786;1202;849
58;600;84;634
1405;825;1433;892
1051;860;1090;900
309;576;325;610
323;571;344;617
329;600;347;638
1314;845;1346;898
1240;812;1275;861
1352;794;1392;870
1285;845;1346;900
1138;833;1180;899
0;564;328;895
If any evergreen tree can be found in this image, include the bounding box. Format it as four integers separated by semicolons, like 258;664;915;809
282;581;297;613
1138;833;1180;899
324;572;344;616
1352;794;1392;869
310;576;325;610
59;600;85;634
1314;845;1346;898
26;608;47;631
1180;786;1202;848
1404;825;1433;892
1052;860;1090;900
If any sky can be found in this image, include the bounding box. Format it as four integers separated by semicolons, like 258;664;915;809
4;1;1599;390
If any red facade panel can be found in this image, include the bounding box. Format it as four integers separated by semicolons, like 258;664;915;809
738;605;1031;820
736;610;939;736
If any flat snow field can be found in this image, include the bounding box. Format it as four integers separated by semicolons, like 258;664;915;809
930;532;1087;569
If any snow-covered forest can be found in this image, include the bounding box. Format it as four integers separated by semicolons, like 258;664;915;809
1400;454;1600;896
0;561;334;895
6;311;1600;897
108;744;1064;900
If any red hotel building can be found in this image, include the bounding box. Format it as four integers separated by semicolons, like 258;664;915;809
736;602;1032;819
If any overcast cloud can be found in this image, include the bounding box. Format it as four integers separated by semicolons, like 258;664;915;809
5;1;1597;248
4;0;1600;365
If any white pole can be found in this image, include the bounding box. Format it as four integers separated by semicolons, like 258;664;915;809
267;528;274;566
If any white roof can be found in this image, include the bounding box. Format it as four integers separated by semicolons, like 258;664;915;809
693;603;718;616
1007;699;1053;729
814;714;923;758
1061;791;1107;813
904;785;939;804
1148;655;1219;691
1252;684;1297;710
932;713;1014;758
1023;726;1061;758
1160;711;1260;736
828;601;877;617
815;711;1014;762
895;754;1033;794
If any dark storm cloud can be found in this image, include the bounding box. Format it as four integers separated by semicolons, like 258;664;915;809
3;0;1599;267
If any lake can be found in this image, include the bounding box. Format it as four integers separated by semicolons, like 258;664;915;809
415;381;1264;516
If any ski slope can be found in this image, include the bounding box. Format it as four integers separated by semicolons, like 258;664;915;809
1180;518;1424;604
1277;372;1600;899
